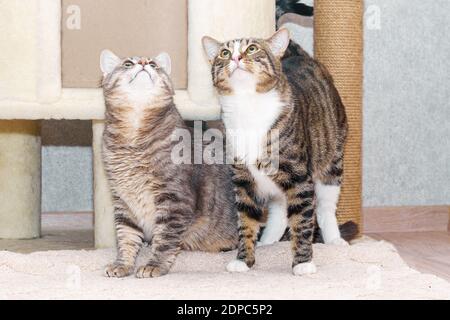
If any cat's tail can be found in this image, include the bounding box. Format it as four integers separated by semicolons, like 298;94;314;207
276;0;314;20
279;221;359;243
313;221;360;243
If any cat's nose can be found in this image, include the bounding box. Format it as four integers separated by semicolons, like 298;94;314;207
138;58;148;66
233;55;242;64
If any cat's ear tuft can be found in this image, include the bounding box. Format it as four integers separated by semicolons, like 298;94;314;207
202;36;221;63
267;28;290;57
154;52;172;75
100;49;121;75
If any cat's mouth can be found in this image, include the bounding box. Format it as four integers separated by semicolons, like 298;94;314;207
130;70;153;83
229;63;250;76
229;65;252;78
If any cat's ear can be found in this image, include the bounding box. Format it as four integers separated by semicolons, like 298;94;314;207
202;36;221;62
154;52;172;75
267;28;290;57
100;49;121;75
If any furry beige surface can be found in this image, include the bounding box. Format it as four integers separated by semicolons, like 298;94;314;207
0;238;449;300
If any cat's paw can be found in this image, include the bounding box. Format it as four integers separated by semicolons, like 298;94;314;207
226;260;250;273
135;265;168;278
292;262;317;276
327;237;349;246
104;263;134;278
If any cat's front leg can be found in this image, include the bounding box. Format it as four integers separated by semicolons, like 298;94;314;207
105;197;144;278
227;166;263;273
286;178;317;276
135;208;187;278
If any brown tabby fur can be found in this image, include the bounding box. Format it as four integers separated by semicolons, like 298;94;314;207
203;30;349;271
101;55;237;278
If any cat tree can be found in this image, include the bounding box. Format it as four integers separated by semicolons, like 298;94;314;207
0;0;363;245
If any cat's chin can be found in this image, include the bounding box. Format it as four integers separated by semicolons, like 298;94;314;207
229;68;256;93
129;71;153;87
230;67;251;77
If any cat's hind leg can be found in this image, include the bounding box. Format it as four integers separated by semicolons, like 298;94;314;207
105;197;144;278
258;197;288;246
315;154;348;245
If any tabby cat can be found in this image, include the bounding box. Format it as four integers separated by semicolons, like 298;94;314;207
100;50;237;278
202;29;352;275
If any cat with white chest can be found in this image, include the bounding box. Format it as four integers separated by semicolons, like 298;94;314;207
203;29;357;275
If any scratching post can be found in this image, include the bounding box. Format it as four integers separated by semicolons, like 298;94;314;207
314;1;364;233
0;121;41;239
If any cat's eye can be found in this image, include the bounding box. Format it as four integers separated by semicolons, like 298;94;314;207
149;61;157;68
219;49;231;59
123;60;134;68
246;44;259;54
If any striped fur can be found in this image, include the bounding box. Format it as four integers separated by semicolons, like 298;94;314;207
101;52;238;278
203;29;350;274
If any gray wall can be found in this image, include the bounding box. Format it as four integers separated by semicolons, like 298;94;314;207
363;0;450;206
42;121;93;212
41;0;450;212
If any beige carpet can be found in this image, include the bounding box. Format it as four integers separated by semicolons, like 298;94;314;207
0;237;449;300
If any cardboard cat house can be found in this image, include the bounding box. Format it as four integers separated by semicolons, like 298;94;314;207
0;0;363;247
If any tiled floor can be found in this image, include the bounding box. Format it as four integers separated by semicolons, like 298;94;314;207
1;213;449;282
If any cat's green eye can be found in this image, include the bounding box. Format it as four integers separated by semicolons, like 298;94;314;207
246;44;259;54
219;49;231;59
123;60;134;68
149;61;157;68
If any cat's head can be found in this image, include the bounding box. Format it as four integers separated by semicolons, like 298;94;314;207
202;29;290;95
100;50;174;105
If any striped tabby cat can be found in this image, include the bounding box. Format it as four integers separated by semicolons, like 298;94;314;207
100;50;237;278
202;29;351;275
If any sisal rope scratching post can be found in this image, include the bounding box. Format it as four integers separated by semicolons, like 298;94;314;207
314;1;364;233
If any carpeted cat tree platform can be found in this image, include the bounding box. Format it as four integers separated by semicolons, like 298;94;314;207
0;0;363;244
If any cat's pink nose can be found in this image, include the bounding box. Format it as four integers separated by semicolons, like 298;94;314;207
233;55;242;64
138;58;148;66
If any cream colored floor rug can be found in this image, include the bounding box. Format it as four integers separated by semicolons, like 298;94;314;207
0;238;449;300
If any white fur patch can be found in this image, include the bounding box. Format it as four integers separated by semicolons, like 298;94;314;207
232;41;241;61
292;262;317;276
220;89;284;165
226;260;250;273
314;181;344;244
259;197;288;245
